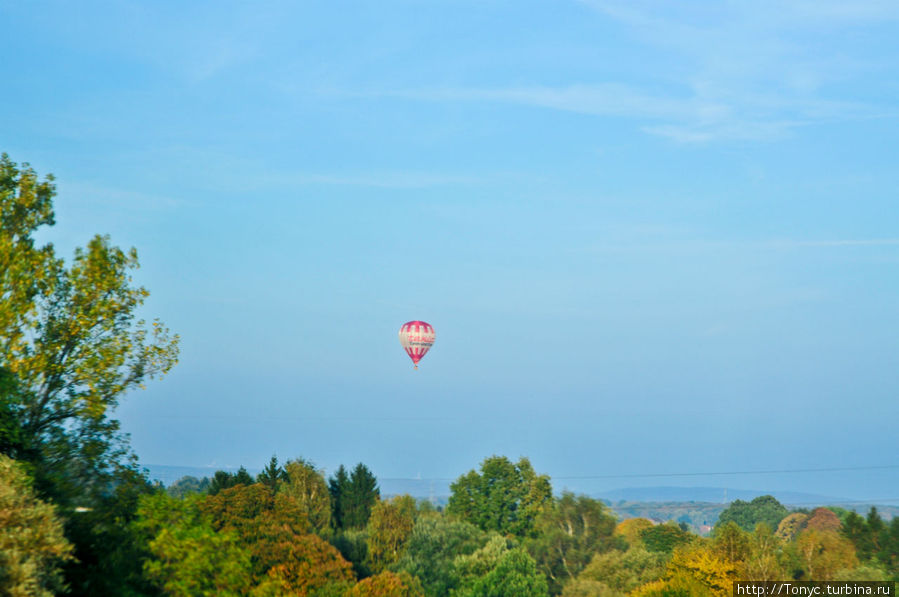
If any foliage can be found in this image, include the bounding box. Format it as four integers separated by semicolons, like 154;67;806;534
261;532;355;595
257;455;287;493
632;544;737;597
716;495;788;533
394;515;487;597
452;534;549;597
794;529;858;580
711;521;750;563
0;153;179;592
330;463;380;531
805;507;842;532
776;512;809;541
0;455;73;596
559;578;624;597
614;517;655;547
135;492;253;597
282;457;332;534
167;475;211;498
347;571;425;597
640;522;693;553
0;154;178;501
741;523;784;581
574;545;667;594
528;491;620;594
366;495;417;572
329;464;351;529
62;465;161;595
332;528;372;579
447;455;552;538
842;507;899;574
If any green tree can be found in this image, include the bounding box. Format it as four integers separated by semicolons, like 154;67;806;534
453;534;550;597
330;464;351;529
574;546;667;594
344;463;380;529
447;455;552;538
0;455;73;596
716;495;788;533
257;455;287;492
282;457;332;534
366;495;417;572
166;475;211;498
135;492;253;597
394;515;487;597
742;523;784;581
711;521;750;564
640;522;693;553
528;492;620;594
0;153;178;592
0;154;178;500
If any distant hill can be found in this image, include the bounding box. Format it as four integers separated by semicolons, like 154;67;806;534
598;486;847;505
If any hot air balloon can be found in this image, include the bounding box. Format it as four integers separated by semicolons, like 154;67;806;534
398;321;435;369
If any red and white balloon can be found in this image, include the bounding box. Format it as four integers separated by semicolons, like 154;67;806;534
398;321;435;369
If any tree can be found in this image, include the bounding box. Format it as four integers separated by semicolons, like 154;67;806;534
257;455;287;492
528;492;620;594
135;492;253;597
0;154;179;505
742;523;784;581
640;522;693;553
282;458;332;534
260;532;355;595
347;571;424;597
716;496;788;533
366;495;417;572
343;463;380;529
776;512;809;542
453;534;550;597
574;546;667;595
711;521;750;564
167;475;211;498
804;508;841;532
794;529;857;580
0;455;73;596
614;518;655;548
447;455;552;538
394;515;487;597
329;464;351;529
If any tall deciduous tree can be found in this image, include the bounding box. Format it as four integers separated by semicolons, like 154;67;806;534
528;492;620;594
282;458;332;534
366;495;417;572
0;153;179;505
447;455;552;538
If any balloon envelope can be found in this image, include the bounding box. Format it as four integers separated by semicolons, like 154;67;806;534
398;321;435;367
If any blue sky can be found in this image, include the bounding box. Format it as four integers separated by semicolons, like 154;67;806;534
3;1;898;500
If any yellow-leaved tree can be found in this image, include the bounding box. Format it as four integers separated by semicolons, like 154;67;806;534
0;153;179;506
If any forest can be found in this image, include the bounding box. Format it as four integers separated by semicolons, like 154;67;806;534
2;154;897;596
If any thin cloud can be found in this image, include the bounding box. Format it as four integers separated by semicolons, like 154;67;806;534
369;0;896;143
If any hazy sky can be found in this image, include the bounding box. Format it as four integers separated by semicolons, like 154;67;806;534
3;1;897;500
